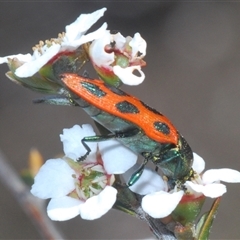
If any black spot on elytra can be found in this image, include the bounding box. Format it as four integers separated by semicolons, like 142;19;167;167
81;81;106;97
154;121;170;135
116;101;139;113
140;101;163;115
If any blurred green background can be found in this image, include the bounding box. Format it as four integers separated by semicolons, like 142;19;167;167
1;2;240;239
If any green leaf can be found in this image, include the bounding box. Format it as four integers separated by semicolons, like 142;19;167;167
196;197;221;240
196;212;209;238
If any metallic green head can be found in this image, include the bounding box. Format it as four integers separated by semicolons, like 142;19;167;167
153;134;193;188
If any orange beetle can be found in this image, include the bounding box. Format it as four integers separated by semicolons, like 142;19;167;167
61;73;193;188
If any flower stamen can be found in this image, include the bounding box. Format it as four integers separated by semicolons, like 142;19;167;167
32;32;66;55
73;162;112;201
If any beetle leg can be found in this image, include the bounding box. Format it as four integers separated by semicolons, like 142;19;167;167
33;96;79;106
78;133;115;161
78;128;140;161
127;157;149;186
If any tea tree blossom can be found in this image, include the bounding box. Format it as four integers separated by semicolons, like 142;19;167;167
128;153;240;219
0;7;147;89
89;30;147;86
31;124;137;220
0;8;107;78
183;153;240;198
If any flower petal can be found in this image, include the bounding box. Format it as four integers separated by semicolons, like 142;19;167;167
47;196;82;221
4;8;107;78
98;139;137;174
113;65;145;85
0;53;32;64
113;32;126;51
31;159;75;199
64;8;107;43
124;166;166;195
64;22;108;50
129;33;147;58
202;168;240;184
79;186;117;220
89;30;114;67
60;124;97;160
15;44;61;77
192;152;205;174
142;190;184;218
185;181;226;198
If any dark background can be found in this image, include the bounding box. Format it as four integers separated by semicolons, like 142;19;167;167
1;2;240;239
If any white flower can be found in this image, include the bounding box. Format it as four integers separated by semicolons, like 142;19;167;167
124;165;167;195
31;124;138;220
124;165;184;218
0;8;107;78
89;31;146;85
142;190;184;219
185;153;240;198
128;153;240;219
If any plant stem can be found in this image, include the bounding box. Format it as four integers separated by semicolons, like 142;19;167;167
142;213;176;240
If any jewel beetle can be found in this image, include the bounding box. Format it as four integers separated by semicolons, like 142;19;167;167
60;73;194;189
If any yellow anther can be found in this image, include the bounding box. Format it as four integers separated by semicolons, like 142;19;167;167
31;31;66;55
